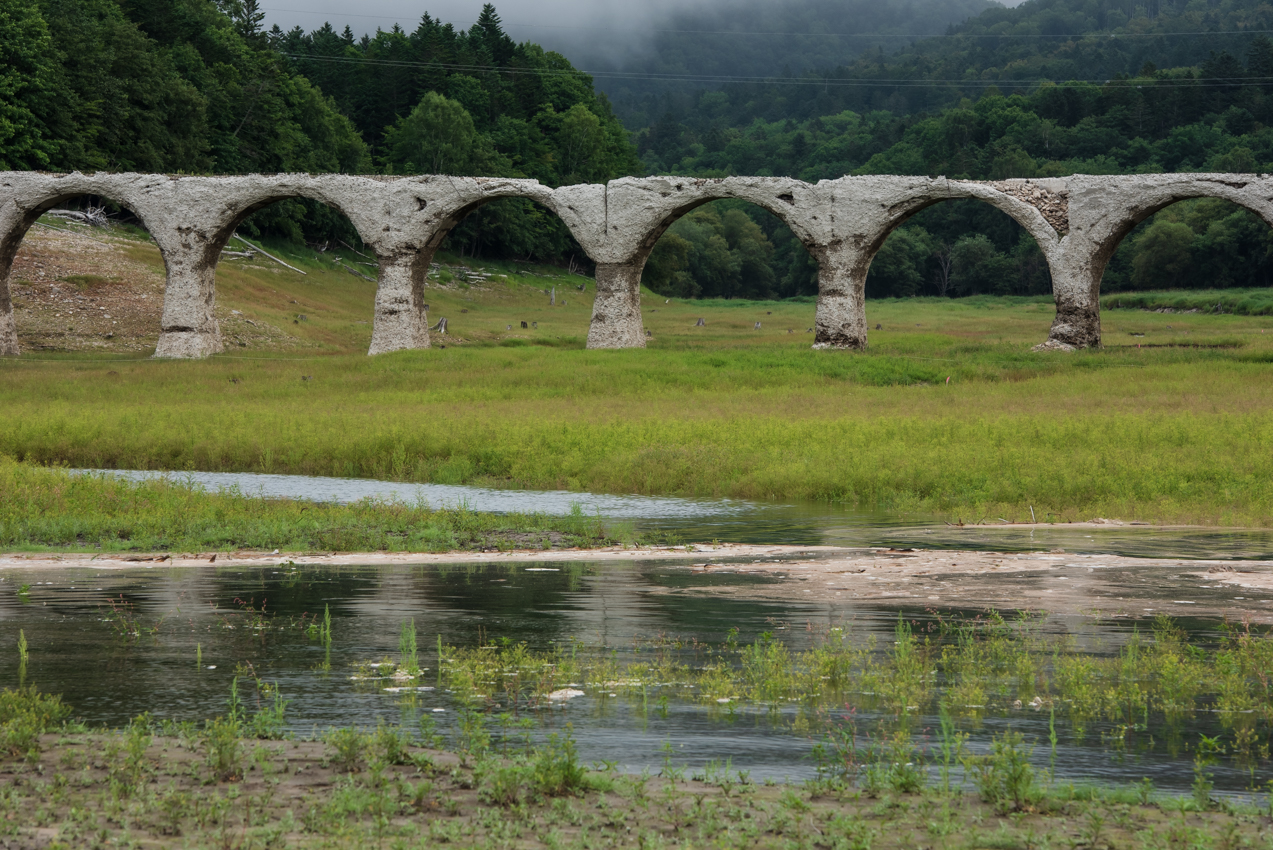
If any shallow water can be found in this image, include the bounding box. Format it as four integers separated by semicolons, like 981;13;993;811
81;468;1273;560
1;559;1266;793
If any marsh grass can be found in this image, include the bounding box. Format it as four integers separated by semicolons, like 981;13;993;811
4;344;1273;525
0;458;626;553
400;613;1273;783
0;683;1267;849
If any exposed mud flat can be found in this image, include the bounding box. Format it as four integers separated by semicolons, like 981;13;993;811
8;225;310;352
9;226;164;351
5;541;1271;622
667;548;1273;624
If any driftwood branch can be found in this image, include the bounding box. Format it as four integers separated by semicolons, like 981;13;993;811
231;234;306;275
338;239;372;259
46;207;109;227
338;261;376;282
220;250;256;259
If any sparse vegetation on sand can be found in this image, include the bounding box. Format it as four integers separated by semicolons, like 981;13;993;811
6;612;1273;850
0;459;625;553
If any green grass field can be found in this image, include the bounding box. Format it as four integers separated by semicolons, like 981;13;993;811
4;228;1273;527
1102;287;1273;316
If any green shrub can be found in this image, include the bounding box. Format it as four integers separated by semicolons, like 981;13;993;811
324;727;370;773
966;731;1038;813
0;687;71;759
202;716;243;781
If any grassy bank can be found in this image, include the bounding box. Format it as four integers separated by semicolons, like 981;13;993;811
7;223;1273;525
1103;287;1273;316
0;684;1268;850
3;342;1273;525
0;460;625;553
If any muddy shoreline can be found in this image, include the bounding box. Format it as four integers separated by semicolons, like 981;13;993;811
5;542;1272;622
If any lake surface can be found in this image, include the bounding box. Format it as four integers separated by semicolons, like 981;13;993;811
2;558;1266;794
82;468;1273;560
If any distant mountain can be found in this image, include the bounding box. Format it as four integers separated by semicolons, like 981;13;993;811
629;0;1273;129
538;0;1000;126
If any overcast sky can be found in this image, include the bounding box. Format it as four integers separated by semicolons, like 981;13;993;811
259;0;1026;77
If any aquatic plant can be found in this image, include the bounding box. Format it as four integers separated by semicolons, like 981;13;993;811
398;618;419;677
3;677;1273;849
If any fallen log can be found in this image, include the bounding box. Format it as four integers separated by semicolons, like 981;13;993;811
46;207;109;227
231;233;306;275
338;261;376;283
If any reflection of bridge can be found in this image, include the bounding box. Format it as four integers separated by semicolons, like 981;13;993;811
2;172;1269;358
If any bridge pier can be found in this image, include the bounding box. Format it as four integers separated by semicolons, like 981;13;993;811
587;261;646;349
368;252;430;355
0;203;24;355
1042;284;1103;350
0;301;16;356
153;236;223;358
812;243;870;351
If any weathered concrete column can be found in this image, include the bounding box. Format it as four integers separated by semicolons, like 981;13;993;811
812;243;870;350
0;288;16;356
154;241;223;358
587;261;646;349
0;206;26;356
368;252;430;355
1037;240;1102;351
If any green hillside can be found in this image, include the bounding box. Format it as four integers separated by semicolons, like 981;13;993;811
632;0;1273;300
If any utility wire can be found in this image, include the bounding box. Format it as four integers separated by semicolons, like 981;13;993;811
260;6;1273;40
281;52;1273;88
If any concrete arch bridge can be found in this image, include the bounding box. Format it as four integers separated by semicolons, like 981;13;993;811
1;171;1269;358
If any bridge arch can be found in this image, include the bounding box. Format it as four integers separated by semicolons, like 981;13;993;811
856;181;1065;272
1080;176;1273;292
859;188;1062;307
0;178;172;356
584;177;829;348
797;177;1066;350
155;175;591;356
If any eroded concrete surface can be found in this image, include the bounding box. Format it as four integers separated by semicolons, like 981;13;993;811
3;172;1272;358
4;542;1271;623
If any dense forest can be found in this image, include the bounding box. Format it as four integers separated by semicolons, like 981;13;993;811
0;0;638;261
633;0;1273;300
2;0;1273;298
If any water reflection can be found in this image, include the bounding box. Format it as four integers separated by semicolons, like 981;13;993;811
0;560;1264;793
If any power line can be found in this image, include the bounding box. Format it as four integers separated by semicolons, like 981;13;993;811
281;52;1273;89
260;6;1273;40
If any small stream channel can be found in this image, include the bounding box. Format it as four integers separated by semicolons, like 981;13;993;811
82;468;1273;559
